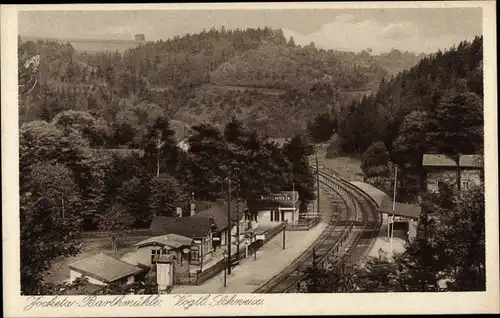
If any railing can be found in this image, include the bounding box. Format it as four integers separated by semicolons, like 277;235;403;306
173;223;286;286
255;166;382;293
254;175;355;293
263;222;286;244
286;216;321;231
195;257;227;285
175;272;198;285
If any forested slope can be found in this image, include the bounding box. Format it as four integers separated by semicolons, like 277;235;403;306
19;27;425;140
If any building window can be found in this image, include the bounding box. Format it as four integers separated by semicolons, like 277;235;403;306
271;210;280;222
190;246;199;262
151;249;161;263
203;238;211;256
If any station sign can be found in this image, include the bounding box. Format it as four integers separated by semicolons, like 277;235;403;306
259;191;299;203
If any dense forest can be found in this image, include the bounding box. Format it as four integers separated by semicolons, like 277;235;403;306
304;37;485;293
309;37;484;202
19;27;425;139
18;26;485;295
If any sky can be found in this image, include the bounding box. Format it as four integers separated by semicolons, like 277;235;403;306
18;8;482;54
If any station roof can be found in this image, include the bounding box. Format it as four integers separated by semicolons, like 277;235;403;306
377;198;422;220
134;233;193;249
69;253;145;284
422;154;482;168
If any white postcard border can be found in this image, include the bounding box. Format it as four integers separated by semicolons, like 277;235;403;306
2;2;499;316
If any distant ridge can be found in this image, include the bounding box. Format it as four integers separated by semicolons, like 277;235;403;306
20;35;144;44
20;35;145;52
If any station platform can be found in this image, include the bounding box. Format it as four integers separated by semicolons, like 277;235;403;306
169;187;334;294
348;181;407;260
349;181;389;206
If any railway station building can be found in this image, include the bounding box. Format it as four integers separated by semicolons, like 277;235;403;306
377;198;421;242
253;191;300;226
422;154;483;193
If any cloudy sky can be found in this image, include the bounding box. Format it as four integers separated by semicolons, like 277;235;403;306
19;8;482;54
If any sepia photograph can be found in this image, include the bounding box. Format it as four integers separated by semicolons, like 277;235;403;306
2;1;499;316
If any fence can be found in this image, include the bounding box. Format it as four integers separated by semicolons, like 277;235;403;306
173;223;286;286
174;271;198;285
286;216;321;231
263;222;286;244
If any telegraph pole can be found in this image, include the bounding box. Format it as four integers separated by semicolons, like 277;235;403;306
315;151;320;216
227;172;232;275
156;130;162;178
236;182;241;262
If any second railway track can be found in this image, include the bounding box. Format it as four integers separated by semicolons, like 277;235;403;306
253;167;381;293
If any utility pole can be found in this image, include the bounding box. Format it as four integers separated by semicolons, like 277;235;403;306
156;130;162;178
223;251;227;287
282;220;286;249
236;181;240;262
390;165;398;252
315;151;320;216
227;171;232;275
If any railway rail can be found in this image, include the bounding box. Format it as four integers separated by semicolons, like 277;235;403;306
253;167;381;293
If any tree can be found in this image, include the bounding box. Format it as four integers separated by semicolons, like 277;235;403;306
97;203;135;232
438;185;485;290
94;280;159;295
187;123;231;200
52;110;110;147
141;116;180;177
287;36;295;46
149;174;187;217
115;176;151;226
26;163;82;221
19;121;88;188
361;141;390;177
432;92;483;190
20;193;82;295
283;135;316;205
307;113;337;143
391;110;434;194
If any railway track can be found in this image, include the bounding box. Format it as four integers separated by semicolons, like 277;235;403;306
253;167;381;293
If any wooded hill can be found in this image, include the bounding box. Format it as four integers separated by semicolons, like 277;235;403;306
331;36;484;202
336;36;483;153
19;27;426;140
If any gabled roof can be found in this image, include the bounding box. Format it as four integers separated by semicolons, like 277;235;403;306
377;198;422;220
134;233;193;249
69;253;145;284
149;216;212;238
422;154;483;168
194;200;247;231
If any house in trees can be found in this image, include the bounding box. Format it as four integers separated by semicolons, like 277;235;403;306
68;253;148;287
124;233;194;268
134;34;146;41
148;216;214;266
253;191;300;226
194;200;248;251
422;154;483;193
